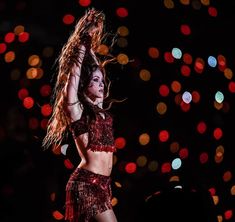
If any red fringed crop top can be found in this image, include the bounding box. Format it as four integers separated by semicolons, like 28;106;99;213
69;107;116;152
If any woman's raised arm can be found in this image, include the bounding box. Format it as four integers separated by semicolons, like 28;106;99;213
65;44;86;122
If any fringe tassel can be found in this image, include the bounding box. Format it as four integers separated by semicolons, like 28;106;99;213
64;169;113;222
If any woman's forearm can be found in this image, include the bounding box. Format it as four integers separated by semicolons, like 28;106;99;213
66;44;86;104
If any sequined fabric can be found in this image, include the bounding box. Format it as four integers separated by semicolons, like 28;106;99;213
65;168;113;222
70;106;116;152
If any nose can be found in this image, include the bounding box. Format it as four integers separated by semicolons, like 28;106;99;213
99;81;104;87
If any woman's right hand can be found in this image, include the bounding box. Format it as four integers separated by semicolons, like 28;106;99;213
81;9;103;36
79;9;104;48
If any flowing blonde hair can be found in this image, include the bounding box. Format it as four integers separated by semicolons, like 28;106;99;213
42;9;116;150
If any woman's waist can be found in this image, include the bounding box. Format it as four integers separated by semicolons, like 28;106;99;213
72;149;113;175
69;166;112;185
79;157;112;176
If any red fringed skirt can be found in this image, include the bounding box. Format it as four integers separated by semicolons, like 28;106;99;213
65;167;113;222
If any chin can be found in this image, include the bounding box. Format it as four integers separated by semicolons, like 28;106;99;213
97;93;104;98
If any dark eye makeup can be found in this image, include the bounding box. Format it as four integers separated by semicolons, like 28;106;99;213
92;77;104;83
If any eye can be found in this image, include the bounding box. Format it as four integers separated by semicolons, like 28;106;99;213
93;78;99;82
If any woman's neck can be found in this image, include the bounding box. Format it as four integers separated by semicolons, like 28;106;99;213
84;94;103;108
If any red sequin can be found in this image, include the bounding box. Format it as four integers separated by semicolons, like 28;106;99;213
65;168;113;222
70;107;116;152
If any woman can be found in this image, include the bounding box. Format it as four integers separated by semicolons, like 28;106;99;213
43;8;118;222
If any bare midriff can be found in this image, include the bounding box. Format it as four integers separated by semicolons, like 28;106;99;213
78;150;113;176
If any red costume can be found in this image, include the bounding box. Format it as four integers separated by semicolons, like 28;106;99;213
65;106;116;222
69;106;116;153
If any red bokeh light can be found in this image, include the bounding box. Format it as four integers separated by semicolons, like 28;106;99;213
63;14;75;25
191;90;200;103
228;81;235;93
180;24;191;35
158;130;169;142
208;187;216;196
213;127;223;140
164;52;174;63
179;148;189;159
194;59;205;74
18;88;29;100
180;101;190;112
116;7;128;18
40;84;52;97
40;118;48;130
159;84;170;97
18;32;29;42
52;210;64;220
197;121;207;134
115;137;126;149
0;43;7;54
23;96;34;109
183;53;193;64
4;32;15;43
181;65;191;77
78;0;91;7
64;159;74;169
224;210;233;220
199;152;209;164
161;162;171;173
125;162;136;174
208;6;218;17
41;104;52;117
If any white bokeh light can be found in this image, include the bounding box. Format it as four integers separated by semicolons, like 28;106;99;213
182;91;192;104
215;91;224;103
61;143;69;155
172;47;182;59
172;158;182;170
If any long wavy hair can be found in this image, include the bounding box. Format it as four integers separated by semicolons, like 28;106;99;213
42;9;116;150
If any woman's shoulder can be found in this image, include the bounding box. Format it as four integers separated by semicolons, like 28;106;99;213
70;113;87;126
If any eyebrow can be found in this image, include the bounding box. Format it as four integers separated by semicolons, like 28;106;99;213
93;75;103;80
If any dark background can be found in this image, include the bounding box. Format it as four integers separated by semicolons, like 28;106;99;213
1;0;235;221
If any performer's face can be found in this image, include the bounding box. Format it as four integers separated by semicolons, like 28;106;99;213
85;69;104;101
